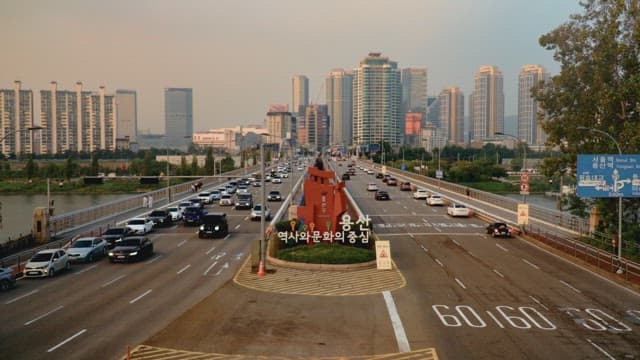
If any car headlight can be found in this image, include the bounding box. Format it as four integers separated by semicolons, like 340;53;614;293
108;252;114;256
199;225;205;230
214;225;220;231
129;251;138;256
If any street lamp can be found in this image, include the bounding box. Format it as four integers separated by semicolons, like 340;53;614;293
577;126;624;273
258;133;270;276
495;132;527;203
0;126;42;152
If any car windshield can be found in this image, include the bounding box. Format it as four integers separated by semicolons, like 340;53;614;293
70;240;93;248
129;219;145;225
103;228;126;235
184;207;199;214
254;205;262;211
269;191;280;195
149;211;165;216
31;252;53;262
117;238;141;247
168;207;178;212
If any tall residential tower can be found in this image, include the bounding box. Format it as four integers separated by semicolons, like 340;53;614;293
518;64;549;147
438;87;465;145
326;69;353;146
469;65;504;144
0;81;35;155
291;75;309;115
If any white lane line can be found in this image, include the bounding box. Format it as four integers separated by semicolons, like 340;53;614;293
74;264;98;275
411;211;416;215
560;280;582;294
452;239;461;246
224;234;230;240
234;224;241;230
243;216;249;221
382;291;411;353
101;274;126;288
409;233;414;239
5;289;39;305
145;255;162;264
25;305;64;326
47;329;87;353
402;205;408;210
434;226;442;233
522;259;540;270
420;245;428;252
529;296;549;311
204;261;218;276
486;311;505;328
422;218;429;223
434;259;444;267
493;269;504;278
177;240;187;247
205;246;216;255
177;264;191;274
586;339;616;360
496;243;509;252
129;289;152;304
455;278;467;289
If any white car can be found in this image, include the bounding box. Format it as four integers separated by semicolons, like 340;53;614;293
447;203;472;217
167;206;183;221
66;237;107;263
126;217;154;234
198;191;214;204
24;249;70;278
250;204;272;221
426;195;445;206
272;177;282;184
413;189;429;200
219;194;234;206
279;172;289;178
367;183;378;191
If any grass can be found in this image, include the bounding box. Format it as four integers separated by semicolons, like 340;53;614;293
278;243;375;264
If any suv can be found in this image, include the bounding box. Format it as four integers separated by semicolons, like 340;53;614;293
198;191;214;204
147;209;173;227
0;267;16;291
183;206;208;226
250;204;272;221
198;213;229;238
235;193;254;210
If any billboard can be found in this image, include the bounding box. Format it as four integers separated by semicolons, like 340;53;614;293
576;154;640;198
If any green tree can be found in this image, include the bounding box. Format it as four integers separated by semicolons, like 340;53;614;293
179;155;190;176
89;153;100;176
64;157;76;180
204;147;214;174
191;155;199;175
25;156;37;179
142;151;154;176
221;154;235;172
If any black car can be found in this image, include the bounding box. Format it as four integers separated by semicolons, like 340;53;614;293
376;173;384;179
147;209;173;227
486;222;515;238
108;236;153;262
102;227;133;249
198;213;229;239
341;173;350;180
375;190;390;200
267;190;282;201
400;182;412;191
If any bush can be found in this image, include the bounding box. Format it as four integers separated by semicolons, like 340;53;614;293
278;243;375;264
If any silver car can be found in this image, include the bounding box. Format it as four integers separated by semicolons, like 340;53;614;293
66;237;107;263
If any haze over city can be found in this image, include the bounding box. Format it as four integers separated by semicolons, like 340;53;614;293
2;0;582;134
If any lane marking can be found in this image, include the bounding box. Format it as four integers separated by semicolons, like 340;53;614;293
205;246;216;255
522;259;540;270
243;216;249;221
101;274;126;288
204;261;218;276
234;224;241;230
145;255;162;264
5;289;39;305
409;233;414;239
435;259;444;267
129;289;152;304
215;262;229;276
586;339;616;360
560;280;582;294
496;243;509;252
411;212;416;215
74;264;98;275
455;278;467;289
420;245;428;252
486;310;505;328
177;240;187;247
177;264;191;274
529;296;549;311
25;305;64;326
493;269;504;278
452;239;461;246
224;234;230;240
47;329;87;353
382;291;411;353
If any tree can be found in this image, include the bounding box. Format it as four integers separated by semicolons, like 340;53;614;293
89;153;100;176
204;147;214;174
64;157;76;180
142;151;154;176
25;156;37;179
190;155;199;175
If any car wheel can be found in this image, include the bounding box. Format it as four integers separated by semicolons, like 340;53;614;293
48;268;55;277
65;261;71;271
87;253;93;263
0;279;10;291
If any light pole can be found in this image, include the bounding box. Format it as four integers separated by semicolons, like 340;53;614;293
577;126;624;273
258;133;271;276
0;126;42;153
496;132;527;203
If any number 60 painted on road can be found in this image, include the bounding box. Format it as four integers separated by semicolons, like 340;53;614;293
432;305;556;330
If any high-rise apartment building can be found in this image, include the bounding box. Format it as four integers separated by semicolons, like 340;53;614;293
298;104;329;152
401;67;428;114
0;81;35;155
438;87;465;145
164;88;193;149
326;69;353;146
116;89;137;143
518;64;549;146
265;110;296;151
292;75;309;115
469;65;504;143
353;52;401;149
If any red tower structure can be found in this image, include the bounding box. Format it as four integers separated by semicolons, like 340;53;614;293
296;166;347;234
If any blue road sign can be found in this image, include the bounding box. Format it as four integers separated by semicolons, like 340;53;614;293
576;154;640;198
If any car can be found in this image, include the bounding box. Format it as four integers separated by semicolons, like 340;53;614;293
237;185;250;194
235;193;254;210
178;201;192;213
24;249;70;278
375;190;390;200
0;267;17;291
189;198;204;209
250;204;272;221
386;177;398;186
279;172;289;178
238;178;251;186
210;190;222;201
376;173;384;179
66;237;107;263
447;203;472;217
183;206;208;225
167;206;182;221
226;184;237;194
198;191;214;204
102;227;133;249
219;194;234;206
413;189;429;200
147;209;173;227
367;183;378;191
272;177;282;184
252;181;261;187
382;174;391;183
267;190;282;201
126;217;154;234
108;236;154;263
486;222;516;238
341;173;350;180
367;169;375;175
400;182;412;191
198;213;229;238
426;194;445;206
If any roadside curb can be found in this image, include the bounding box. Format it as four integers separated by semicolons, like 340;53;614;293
267;254;376;271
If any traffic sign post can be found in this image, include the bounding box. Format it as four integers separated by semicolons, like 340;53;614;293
520;172;530;196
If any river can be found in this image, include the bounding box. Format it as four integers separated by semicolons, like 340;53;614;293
0;193;134;241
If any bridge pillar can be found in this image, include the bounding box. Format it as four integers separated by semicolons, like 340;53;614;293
32;207;50;244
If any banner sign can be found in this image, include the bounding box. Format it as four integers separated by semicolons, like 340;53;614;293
577;154;640;198
277;213;371;245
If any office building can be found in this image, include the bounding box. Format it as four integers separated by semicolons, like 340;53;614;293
353;52;402;150
165;88;193;150
518;64;549;146
326;69;353;146
0;81;35;155
438;87;465;145
469;65;504;143
265;110;296;152
292;75;309;115
116;89;137;143
401;67;428;115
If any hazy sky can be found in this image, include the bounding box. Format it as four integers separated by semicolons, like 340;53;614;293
1;0;583;134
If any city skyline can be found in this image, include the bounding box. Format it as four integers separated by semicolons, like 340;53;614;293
1;1;583;133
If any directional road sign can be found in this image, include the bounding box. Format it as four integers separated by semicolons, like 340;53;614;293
577;154;640;198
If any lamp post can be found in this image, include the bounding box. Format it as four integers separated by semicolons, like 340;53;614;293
0;126;42;153
496;132;527;203
258;133;271;276
577;126;624;273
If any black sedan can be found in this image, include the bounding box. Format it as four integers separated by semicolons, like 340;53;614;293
341;173;350;180
486;222;515;238
102;227;133;250
108;236;154;262
375;190;390;201
147;209;173;227
267;190;282;202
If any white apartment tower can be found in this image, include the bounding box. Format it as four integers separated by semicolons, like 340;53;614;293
438;87;465;145
518;64;549;146
0;81;35;155
291;75;309;115
469;65;504;142
326;69;353;146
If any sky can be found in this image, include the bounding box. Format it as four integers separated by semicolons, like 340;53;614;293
1;0;584;134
